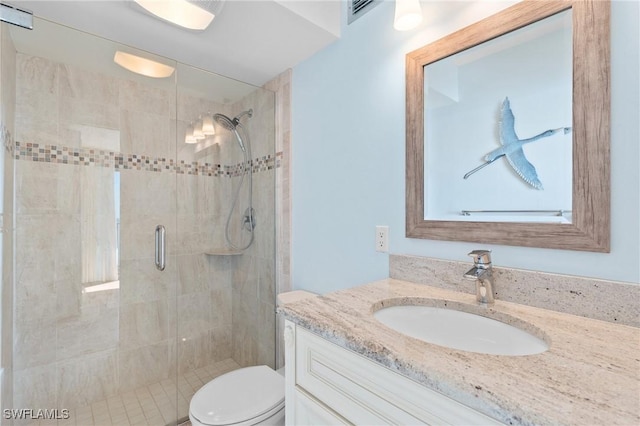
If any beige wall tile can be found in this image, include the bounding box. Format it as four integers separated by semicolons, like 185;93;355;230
199;174;223;218
176;92;224;123
257;341;275;369
13;319;57;370
177;254;208;296
16;54;58;95
257;301;276;367
210;287;231;328
16;214;80;262
119;258;176;305
209;327;231;363
58;64;119;106
15;87;58;145
176;174;200;216
15;215;81;324
16;162;80;215
13;364;57;410
14;254;55;310
118;342;171;392
175;214;209;255
119;300;170;350
208;256;233;292
177;292;211;340
55;278;82;320
232;254;252;289
14;214;81;325
174;333;210;374
57;350;118;407
231;318;257;368
56;307;118;361
257;257;275;305
120;110;173;158
119;80;174;117
58;97;120;135
120;170;175;216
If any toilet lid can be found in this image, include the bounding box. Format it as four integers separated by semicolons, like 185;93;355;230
190;365;285;426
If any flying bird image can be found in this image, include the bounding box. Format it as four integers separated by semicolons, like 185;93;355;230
463;97;572;189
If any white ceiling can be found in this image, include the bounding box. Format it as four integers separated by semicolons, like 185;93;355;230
13;0;342;87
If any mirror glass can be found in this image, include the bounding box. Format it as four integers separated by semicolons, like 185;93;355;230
424;10;573;223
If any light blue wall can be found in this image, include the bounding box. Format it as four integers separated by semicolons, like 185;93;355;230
291;1;640;294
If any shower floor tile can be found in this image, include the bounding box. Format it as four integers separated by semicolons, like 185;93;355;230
26;358;241;426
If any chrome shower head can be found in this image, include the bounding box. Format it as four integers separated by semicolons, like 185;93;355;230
213;113;236;131
213;109;253;153
213;109;253;131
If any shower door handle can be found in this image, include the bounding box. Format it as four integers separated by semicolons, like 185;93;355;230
155;225;166;271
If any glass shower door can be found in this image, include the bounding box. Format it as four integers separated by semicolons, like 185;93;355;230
7;16;180;425
4;11;277;426
173;63;277;418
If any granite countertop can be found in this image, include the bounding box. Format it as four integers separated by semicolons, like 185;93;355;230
278;279;640;426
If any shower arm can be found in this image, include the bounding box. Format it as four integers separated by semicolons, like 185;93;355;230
234;109;253;123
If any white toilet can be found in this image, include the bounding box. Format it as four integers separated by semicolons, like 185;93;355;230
189;291;316;426
189;365;285;426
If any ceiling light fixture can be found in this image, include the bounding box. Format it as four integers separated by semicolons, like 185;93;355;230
201;113;216;136
113;51;175;78
394;0;423;31
185;122;197;144
193;116;205;140
133;0;224;31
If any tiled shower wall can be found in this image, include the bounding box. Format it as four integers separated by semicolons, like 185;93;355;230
12;51;276;414
228;88;276;368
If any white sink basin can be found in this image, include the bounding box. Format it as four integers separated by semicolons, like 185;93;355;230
374;305;548;356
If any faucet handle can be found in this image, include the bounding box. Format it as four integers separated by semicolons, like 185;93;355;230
468;250;492;267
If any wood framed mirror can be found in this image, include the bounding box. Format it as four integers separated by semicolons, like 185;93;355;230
405;0;610;252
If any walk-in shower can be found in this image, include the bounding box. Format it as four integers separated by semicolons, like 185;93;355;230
0;13;276;426
214;109;256;251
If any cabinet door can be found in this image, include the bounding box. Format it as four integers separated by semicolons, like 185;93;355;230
293;326;503;425
292;388;350;426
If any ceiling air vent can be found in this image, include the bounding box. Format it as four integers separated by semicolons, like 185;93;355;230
348;0;381;24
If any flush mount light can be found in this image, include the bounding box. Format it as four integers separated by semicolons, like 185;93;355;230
133;0;225;31
394;0;423;31
113;51;175;78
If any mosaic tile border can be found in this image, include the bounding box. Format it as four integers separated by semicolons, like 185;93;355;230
14;141;280;176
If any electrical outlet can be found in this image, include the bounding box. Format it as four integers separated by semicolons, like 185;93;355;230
375;226;389;253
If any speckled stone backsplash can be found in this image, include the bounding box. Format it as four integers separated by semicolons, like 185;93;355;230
390;254;640;327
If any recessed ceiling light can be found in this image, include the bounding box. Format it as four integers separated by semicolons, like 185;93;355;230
133;0;224;31
113;51;175;78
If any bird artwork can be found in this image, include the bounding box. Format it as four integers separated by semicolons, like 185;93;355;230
463;97;572;190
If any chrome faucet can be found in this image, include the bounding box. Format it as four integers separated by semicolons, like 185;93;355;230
463;250;495;305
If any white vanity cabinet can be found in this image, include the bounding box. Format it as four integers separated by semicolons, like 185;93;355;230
284;320;503;425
